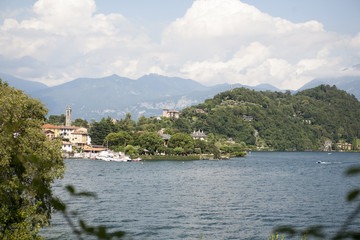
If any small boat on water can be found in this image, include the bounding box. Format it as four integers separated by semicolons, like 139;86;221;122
95;151;131;162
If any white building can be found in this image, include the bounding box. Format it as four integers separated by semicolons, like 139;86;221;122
62;141;73;152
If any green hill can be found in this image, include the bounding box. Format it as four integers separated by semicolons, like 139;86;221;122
179;85;360;151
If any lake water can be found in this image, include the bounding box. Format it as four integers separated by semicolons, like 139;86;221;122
41;152;360;240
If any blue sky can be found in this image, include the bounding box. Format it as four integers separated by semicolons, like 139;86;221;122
0;0;359;89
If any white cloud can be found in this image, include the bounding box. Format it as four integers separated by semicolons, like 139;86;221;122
161;0;360;89
0;0;359;89
0;0;153;85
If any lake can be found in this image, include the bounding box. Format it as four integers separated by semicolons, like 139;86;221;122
41;152;360;240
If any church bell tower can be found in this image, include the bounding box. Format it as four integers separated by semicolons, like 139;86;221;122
65;106;72;126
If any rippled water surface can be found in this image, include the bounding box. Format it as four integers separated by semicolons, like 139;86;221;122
41;152;360;239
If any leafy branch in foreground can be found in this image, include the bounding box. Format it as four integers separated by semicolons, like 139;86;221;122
52;185;128;240
0;79;64;239
274;166;360;240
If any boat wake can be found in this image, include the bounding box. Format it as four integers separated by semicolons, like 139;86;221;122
317;161;341;165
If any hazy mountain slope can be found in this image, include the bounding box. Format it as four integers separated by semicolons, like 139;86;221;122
297;76;360;100
29;74;208;120
0;72;290;120
0;72;48;93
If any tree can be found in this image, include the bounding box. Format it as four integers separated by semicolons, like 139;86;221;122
168;133;195;154
104;131;132;150
0;80;64;239
47;114;65;125
89;117;115;145
72;118;89;128
138;132;163;154
125;145;137;157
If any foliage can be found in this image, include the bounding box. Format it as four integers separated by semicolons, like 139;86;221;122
89;85;360;154
103;131;132;150
52;186;127;240
181;85;360;151
124;145;138;157
89;117;116;145
47;114;65;125
138;132;164;154
72;118;89;128
268;233;285;240
168;133;195;154
0;80;65;239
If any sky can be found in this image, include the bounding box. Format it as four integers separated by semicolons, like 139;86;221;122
0;0;359;90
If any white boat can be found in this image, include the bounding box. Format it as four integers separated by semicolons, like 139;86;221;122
95;151;131;162
111;155;131;162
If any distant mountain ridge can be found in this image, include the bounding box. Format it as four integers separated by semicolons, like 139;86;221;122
297;76;360;100
1;72;359;120
0;72;48;93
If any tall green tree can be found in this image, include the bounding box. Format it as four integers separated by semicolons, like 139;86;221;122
0;80;64;239
72;118;89;128
89;117;115;145
168;133;195;154
103;131;132;149
138;132;163;154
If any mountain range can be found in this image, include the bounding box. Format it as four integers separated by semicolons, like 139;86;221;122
1;72;359;120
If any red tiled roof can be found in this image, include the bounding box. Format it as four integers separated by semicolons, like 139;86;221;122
42;124;60;129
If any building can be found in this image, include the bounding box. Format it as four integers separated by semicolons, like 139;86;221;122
44;129;55;140
337;142;352;151
70;129;88;148
162;109;179;119
42;124;60;138
66;106;72;126
195;109;205;114
83;145;107;153
62;141;73;152
191;130;207;141
58;125;79;138
242;116;253;121
157;128;171;146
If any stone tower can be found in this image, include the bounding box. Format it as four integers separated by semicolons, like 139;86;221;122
65;106;72;126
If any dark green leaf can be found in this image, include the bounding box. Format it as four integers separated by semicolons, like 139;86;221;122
274;226;297;236
347;189;360;202
52;198;66;212
66;185;75;194
346;167;360;176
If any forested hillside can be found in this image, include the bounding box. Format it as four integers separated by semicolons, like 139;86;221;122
180;85;360;151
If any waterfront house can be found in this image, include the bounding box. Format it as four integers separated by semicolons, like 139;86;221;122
62;141;73;153
83;145;107;153
337;142;352;151
70;130;88;148
191;130;207;141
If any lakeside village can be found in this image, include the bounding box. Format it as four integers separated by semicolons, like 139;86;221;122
42;107;226;161
42;107;358;162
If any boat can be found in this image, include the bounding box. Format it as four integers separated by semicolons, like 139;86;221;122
132;157;142;162
95;151;131;162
